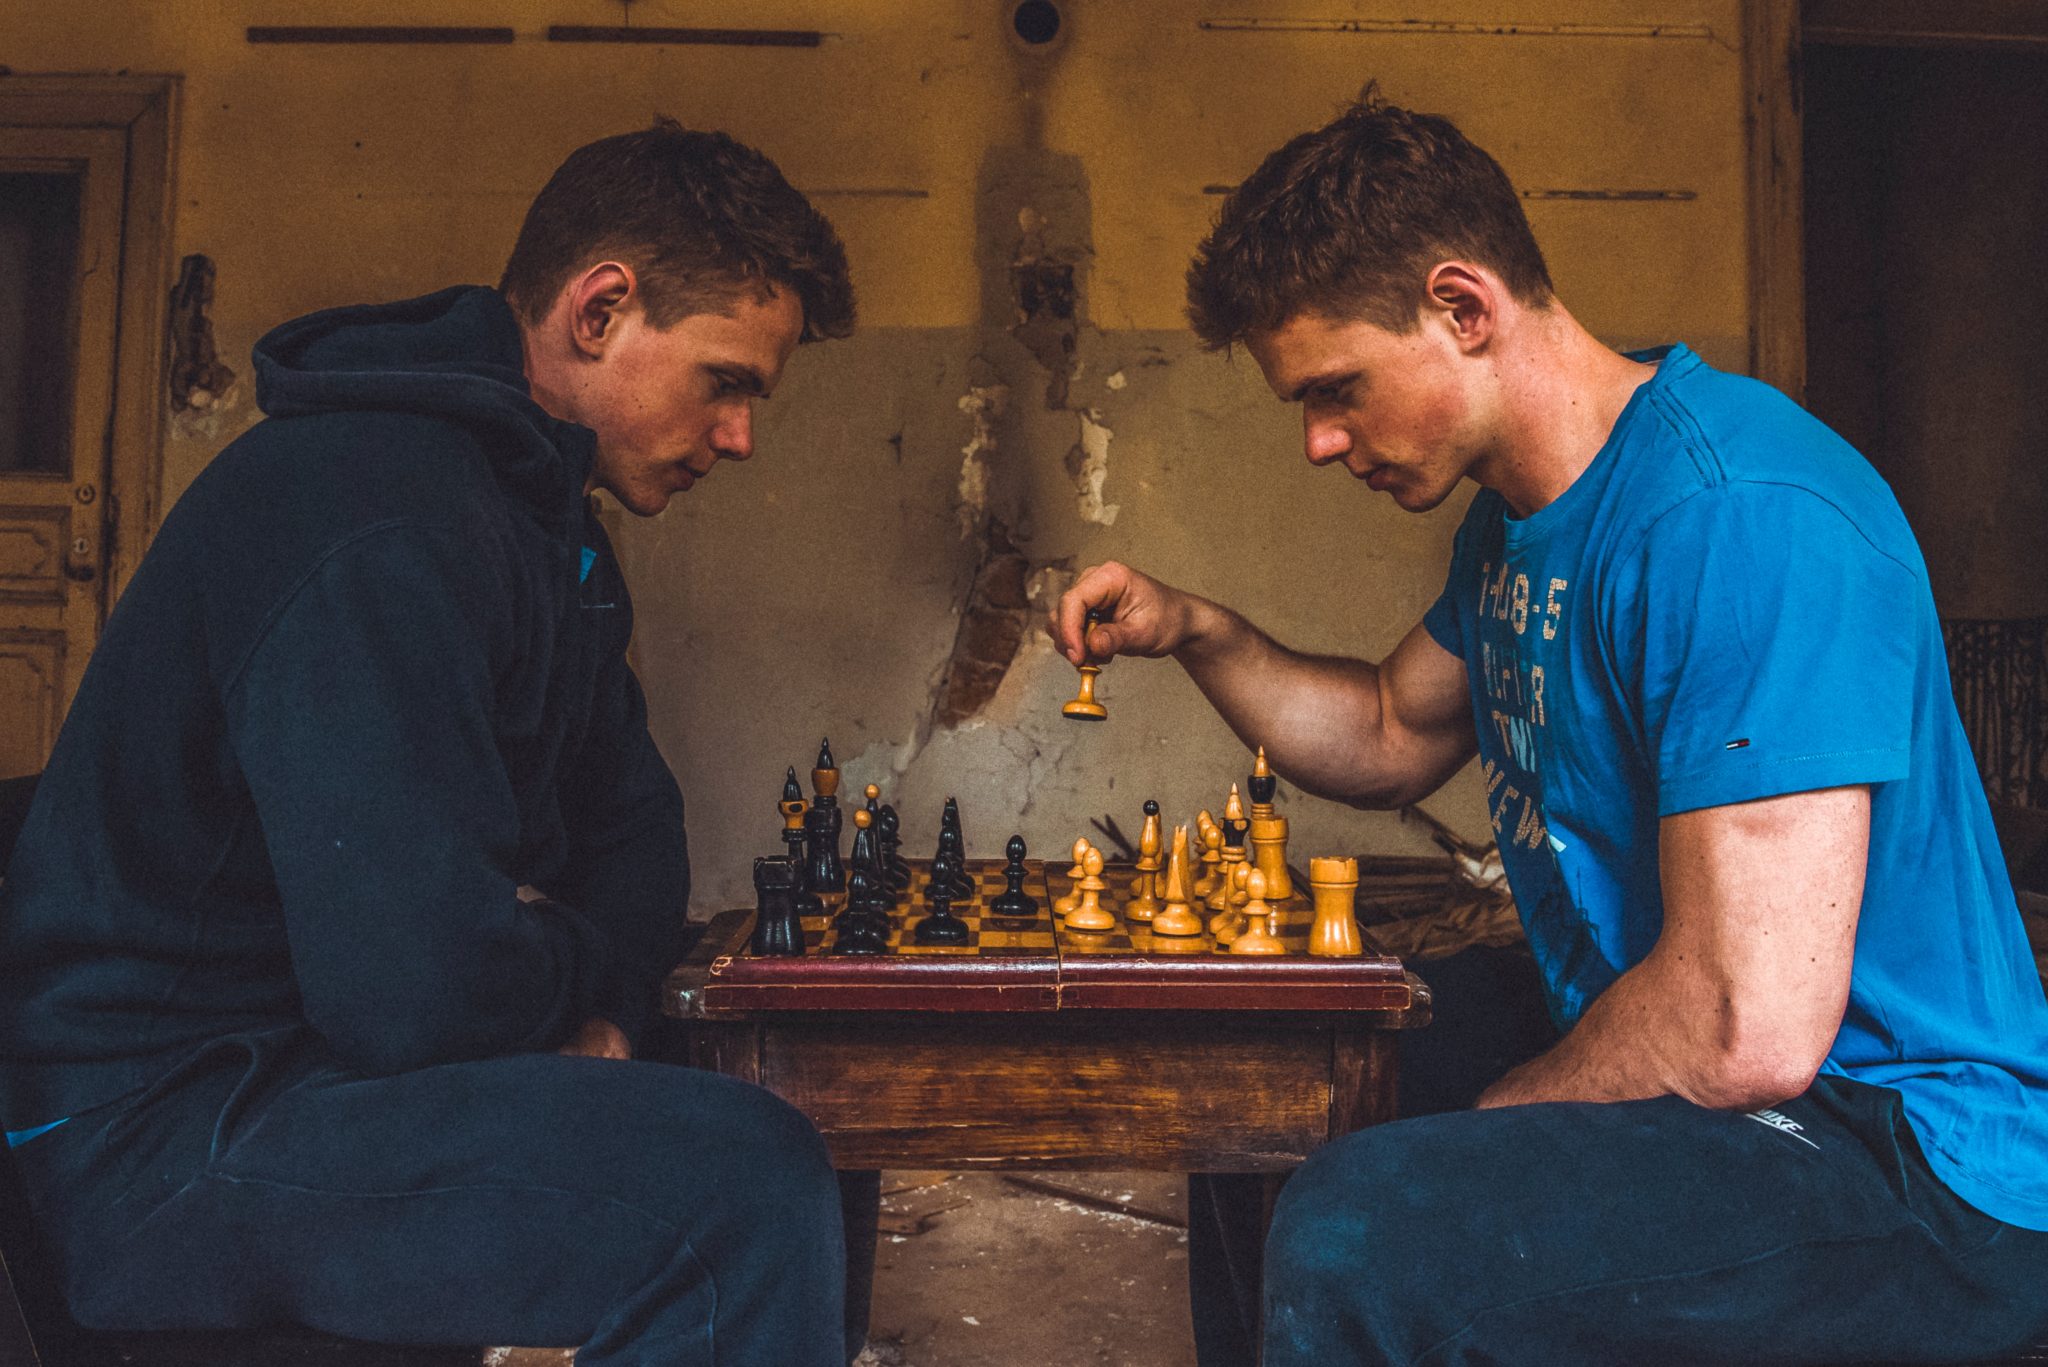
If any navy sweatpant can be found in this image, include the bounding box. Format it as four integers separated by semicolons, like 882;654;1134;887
1194;946;2048;1367
11;1029;848;1366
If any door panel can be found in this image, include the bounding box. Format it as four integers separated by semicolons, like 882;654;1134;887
0;126;126;780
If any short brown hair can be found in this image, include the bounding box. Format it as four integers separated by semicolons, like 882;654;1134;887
1186;85;1552;348
501;117;855;342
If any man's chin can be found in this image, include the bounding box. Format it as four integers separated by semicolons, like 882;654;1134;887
1387;480;1454;515
614;485;676;518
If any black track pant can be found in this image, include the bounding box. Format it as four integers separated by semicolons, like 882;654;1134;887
13;1030;849;1367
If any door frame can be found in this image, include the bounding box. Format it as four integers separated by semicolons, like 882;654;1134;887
0;74;178;609
1743;0;2048;404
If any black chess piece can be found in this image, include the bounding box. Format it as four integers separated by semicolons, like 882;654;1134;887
934;824;976;902
1248;759;1277;810
936;797;975;899
1224;806;1251;858
778;767;825;917
810;738;845;892
750;857;806;957
847;810;892;918
877;804;911;899
913;853;971;946
834;865;890;955
990;834;1038;919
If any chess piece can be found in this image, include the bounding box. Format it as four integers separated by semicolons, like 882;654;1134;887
1248;746;1294;900
1150;823;1205;937
750;857;806;957
1055;838;1090;918
1061;608;1110;721
913;853;971;945
778;767;825;917
1229;869;1285;955
877;804;911;899
1210;861;1250;945
808;738;845;893
1194;815;1223;900
991;835;1039;918
936;797;975;899
1308;856;1364;958
1067;845;1117;931
848;809;888;915
1207;794;1246;917
833;864;889;954
1126;800;1163;923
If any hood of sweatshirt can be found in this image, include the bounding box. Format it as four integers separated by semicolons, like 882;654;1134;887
252;286;593;534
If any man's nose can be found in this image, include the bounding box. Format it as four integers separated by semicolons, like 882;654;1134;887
713;402;755;461
1304;416;1350;466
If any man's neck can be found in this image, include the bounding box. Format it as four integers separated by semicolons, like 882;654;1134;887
1470;307;1658;519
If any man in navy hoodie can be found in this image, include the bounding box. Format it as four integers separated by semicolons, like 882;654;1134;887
0;120;857;1366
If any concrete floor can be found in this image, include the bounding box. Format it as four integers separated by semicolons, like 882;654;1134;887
496;1169;1197;1367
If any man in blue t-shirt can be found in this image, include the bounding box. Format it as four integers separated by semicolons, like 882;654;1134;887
1054;87;2048;1366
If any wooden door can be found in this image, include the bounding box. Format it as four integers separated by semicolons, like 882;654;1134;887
0;127;127;781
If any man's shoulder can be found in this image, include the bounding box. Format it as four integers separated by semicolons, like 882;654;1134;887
1606;354;1913;566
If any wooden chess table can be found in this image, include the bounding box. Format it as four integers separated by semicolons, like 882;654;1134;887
658;857;1431;1173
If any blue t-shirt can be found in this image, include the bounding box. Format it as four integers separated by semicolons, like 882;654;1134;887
1422;343;2048;1229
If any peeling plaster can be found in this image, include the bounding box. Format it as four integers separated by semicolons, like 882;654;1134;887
1070;409;1120;525
955;384;1008;538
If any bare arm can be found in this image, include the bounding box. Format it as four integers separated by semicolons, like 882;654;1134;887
1050;560;1476;808
1478;785;1868;1112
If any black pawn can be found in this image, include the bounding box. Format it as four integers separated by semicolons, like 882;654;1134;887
990;835;1038;919
751;857;806;957
913;854;971;946
834;865;889;955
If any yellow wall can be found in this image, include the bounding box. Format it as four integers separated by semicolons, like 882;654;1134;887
3;0;1757;909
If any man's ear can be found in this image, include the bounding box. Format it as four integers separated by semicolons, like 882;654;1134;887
1423;261;1497;353
566;261;638;360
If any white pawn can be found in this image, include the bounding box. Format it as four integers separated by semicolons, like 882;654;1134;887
1230;869;1284;955
1067;845;1117;931
1055;837;1089;918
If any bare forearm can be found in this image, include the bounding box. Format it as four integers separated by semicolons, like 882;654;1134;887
1477;954;1816;1113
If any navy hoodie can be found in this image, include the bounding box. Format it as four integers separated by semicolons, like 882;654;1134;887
0;287;689;1126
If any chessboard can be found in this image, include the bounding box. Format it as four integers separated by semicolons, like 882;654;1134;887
701;857;1413;1015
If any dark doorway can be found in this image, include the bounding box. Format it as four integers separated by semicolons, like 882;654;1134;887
1802;42;2048;811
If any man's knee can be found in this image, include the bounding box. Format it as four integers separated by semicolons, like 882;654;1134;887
664;1072;841;1244
1262;1132;1434;1367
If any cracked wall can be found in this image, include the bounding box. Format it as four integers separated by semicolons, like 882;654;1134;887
12;0;1757;910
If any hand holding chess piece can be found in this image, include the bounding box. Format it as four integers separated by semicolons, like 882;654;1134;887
1050;563;1202;722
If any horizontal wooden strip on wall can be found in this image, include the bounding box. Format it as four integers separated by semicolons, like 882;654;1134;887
246;26;514;44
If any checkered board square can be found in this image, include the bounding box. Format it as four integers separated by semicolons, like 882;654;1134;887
798;858;1059;958
1044;861;1319;958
